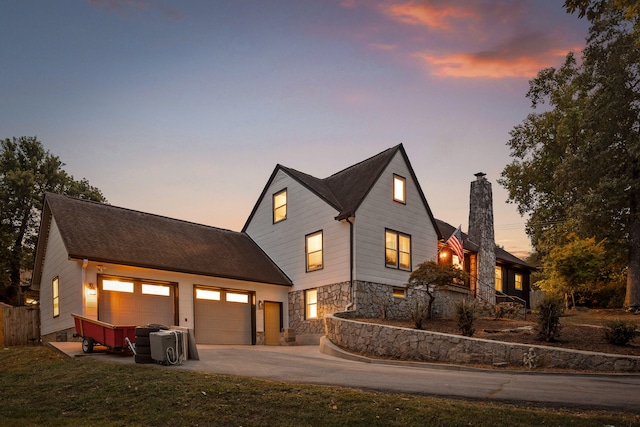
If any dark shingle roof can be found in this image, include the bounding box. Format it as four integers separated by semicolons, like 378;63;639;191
40;193;292;286
243;144;441;238
435;218;534;269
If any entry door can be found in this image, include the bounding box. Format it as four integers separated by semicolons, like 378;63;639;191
264;301;281;346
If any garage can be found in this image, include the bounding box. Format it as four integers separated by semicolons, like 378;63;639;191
98;276;176;327
194;286;254;344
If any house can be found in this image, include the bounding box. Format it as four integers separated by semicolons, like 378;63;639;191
243;144;441;343
32;144;533;345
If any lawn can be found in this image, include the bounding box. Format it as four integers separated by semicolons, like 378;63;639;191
1;346;638;426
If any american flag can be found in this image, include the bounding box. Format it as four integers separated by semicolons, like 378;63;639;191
446;226;464;265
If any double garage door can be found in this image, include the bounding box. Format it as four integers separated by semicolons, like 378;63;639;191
97;277;253;345
194;287;253;345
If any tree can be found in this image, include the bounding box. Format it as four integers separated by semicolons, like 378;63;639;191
538;234;607;309
0;137;106;305
406;260;468;328
499;3;640;309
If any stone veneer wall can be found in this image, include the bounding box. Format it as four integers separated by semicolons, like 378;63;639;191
354;281;472;320
289;281;351;337
324;312;640;372
290;280;475;341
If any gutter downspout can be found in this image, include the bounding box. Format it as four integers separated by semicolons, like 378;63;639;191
345;217;354;311
335;212;355;311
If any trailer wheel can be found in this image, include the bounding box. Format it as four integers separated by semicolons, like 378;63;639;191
82;337;94;353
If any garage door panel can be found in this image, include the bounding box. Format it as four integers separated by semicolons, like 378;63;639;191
194;288;252;345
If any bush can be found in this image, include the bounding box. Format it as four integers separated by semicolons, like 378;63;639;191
604;319;638;346
493;302;520;319
455;300;476;337
535;296;563;342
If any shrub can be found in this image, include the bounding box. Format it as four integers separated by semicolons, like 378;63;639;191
604;319;638;346
535;296;563;342
494;302;520;319
455;300;476;337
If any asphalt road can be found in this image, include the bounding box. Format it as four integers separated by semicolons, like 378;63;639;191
53;341;640;412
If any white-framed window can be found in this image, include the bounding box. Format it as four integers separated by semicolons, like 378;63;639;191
305;231;323;272
515;273;523;290
52;276;59;318
385;229;411;270
305;289;318;319
393;174;406;203
273;189;287;223
495;266;503;292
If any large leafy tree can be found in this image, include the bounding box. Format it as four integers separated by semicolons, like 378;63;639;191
538;234;607;309
0;137;106;305
499;2;640;308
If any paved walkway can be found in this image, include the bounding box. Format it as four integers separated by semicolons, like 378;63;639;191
50;340;640;412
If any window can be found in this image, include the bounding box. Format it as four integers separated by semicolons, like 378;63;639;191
142;284;171;296
385;229;411;270
196;288;221;301
515;273;523;290
392;287;406;298
52;277;59;318
226;292;249;303
305;289;318;319
393;175;406;203
102;279;134;293
495;266;503;292
306;231;323;271
273;189;287;223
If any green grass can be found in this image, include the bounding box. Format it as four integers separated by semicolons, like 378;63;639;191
0;346;638;426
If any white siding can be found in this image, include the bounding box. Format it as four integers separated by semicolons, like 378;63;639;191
245;169;351;291
354;151;438;285
39;218;83;336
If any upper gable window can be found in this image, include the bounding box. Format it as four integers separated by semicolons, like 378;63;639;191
393;175;406;204
306;231;323;272
273;189;287;223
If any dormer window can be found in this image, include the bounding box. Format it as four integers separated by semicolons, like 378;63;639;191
273;189;287;223
393;175;405;203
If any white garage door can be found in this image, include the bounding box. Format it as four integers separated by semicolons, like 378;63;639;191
194;287;252;345
98;277;176;327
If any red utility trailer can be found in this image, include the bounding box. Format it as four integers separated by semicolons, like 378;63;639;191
72;313;137;354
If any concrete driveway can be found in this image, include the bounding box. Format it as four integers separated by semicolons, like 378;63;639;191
50;339;640;412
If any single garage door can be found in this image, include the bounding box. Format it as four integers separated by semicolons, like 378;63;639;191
98;277;176;326
194;287;252;344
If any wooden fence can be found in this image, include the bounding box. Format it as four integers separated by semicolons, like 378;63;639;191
0;305;40;347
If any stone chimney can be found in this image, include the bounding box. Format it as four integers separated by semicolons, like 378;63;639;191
468;172;496;304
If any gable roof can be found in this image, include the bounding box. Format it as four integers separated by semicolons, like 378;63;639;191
435;219;534;269
243;144;442;238
32;193;292;289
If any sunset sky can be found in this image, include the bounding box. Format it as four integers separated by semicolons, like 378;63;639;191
2;1;590;258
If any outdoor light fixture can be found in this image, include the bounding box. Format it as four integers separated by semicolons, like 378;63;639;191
258;300;264;310
87;283;96;296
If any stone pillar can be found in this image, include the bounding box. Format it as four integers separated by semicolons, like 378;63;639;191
468;173;496;304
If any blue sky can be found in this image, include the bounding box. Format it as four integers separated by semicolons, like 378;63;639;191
1;1;590;257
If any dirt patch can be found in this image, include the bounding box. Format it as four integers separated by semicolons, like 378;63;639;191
355;313;640;357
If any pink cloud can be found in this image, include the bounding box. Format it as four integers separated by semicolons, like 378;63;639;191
413;33;578;78
381;1;474;31
368;42;397;51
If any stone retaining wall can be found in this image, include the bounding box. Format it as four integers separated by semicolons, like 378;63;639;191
324;312;640;372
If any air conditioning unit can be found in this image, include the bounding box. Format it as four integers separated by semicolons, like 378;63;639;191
150;330;185;365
